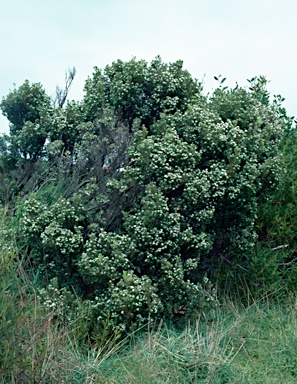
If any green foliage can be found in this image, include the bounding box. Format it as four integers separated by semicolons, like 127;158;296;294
123;185;215;313
48;100;85;152
78;185;216;331
18;195;85;289
94;273;163;333
78;231;133;288
121;81;284;278
242;125;297;296
257;127;297;246
83;56;201;127
0;80;51;134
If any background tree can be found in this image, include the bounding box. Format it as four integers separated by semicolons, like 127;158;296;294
0;81;51;159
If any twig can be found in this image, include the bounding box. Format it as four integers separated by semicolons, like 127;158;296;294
271;244;288;251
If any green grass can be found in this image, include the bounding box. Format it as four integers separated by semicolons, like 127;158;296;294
89;298;297;383
223;298;297;383
1;249;297;383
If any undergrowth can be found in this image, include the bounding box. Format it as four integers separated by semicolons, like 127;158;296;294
1;249;297;383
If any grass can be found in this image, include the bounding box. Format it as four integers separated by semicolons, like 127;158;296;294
91;298;297;383
223;298;297;383
1;250;297;383
0;251;90;383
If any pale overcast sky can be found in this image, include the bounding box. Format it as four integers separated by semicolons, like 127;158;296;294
0;0;296;133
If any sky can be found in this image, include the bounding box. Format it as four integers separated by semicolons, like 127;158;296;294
0;0;296;133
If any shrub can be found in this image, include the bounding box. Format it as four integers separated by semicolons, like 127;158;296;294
4;59;290;334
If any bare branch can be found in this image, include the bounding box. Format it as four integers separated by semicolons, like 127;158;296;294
53;67;77;108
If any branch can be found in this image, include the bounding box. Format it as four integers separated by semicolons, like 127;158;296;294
54;67;77;108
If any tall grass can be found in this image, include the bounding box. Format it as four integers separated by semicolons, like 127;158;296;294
1;247;297;383
90;298;297;383
0;250;91;383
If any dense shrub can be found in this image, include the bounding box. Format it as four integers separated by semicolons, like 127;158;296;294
1;57;292;334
